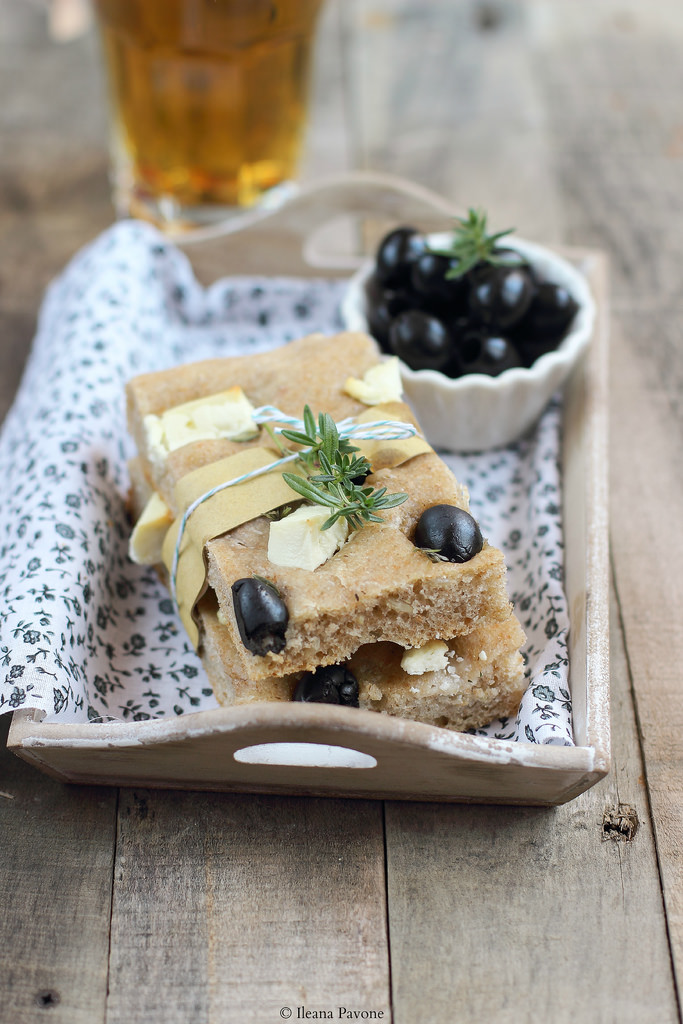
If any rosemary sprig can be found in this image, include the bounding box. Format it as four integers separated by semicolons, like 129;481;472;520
429;207;522;279
279;406;408;531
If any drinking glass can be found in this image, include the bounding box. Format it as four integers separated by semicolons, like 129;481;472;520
93;0;324;230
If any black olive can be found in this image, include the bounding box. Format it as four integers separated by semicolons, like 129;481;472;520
388;310;454;372
459;330;522;376
522;281;578;339
293;665;360;707
231;577;288;656
468;265;535;330
364;273;419;352
337;678;360;706
514;332;562;368
375;226;426;289
438;315;471;378
414;504;483;563
410;251;468;308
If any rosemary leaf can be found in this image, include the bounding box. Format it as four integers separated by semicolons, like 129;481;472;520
281;472;338;509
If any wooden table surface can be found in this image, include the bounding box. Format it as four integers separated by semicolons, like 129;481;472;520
2;1;682;1021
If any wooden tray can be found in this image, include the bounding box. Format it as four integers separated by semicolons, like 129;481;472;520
7;173;610;805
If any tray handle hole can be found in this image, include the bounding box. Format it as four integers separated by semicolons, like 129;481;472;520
233;742;377;769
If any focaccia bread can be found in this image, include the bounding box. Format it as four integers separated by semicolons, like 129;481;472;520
200;600;526;732
202;450;512;681
126;331;526;731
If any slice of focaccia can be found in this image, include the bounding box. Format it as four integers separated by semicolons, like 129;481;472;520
199;600;526;732
126;332;526;730
201;450;513;681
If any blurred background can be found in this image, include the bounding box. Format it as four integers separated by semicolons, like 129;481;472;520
2;0;683;419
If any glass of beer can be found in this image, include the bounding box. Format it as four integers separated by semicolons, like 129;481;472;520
93;0;324;230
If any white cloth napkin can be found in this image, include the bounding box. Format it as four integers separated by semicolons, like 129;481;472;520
0;220;572;745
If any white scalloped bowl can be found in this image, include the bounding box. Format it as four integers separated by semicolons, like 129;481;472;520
340;233;595;451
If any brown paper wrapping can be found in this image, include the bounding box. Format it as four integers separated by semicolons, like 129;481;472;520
161;403;432;649
352;403;431;470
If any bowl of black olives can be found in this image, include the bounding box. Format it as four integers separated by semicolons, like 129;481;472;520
340;209;595;451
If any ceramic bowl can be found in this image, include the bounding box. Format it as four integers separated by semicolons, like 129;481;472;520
340;233;596;451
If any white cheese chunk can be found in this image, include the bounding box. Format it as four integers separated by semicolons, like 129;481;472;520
143;386;259;470
400;640;450;676
344;357;403;405
267;503;349;571
129;492;173;565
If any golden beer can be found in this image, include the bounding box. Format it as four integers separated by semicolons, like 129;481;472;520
94;0;323;225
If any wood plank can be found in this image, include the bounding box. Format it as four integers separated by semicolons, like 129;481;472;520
106;792;390;1023
609;320;683;982
301;0;354;181
343;0;566;244
384;588;678;1024
0;0;111;425
0;716;117;1024
527;3;683;1000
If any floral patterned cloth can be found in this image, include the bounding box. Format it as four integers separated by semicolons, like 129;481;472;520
0;220;572;744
